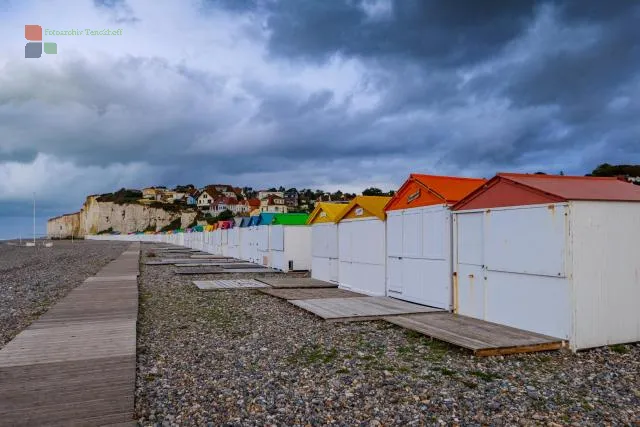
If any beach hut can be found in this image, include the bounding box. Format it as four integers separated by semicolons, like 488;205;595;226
268;213;312;272
215;221;232;256
256;213;276;265
237;217;252;261
227;218;243;259
384;174;486;309
451;173;640;350
307;202;348;283
245;216;262;262
336;196;392;295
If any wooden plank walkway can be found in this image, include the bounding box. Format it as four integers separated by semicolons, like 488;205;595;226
260;287;365;300
289;296;441;322
144;258;240;265
193;279;271;290
190;255;233;259
175;267;278;275
256;277;337;289
0;243;140;426
386;313;566;356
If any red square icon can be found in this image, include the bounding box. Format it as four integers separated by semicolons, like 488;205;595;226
25;25;42;41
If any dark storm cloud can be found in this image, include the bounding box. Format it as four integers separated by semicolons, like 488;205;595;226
2;0;639;231
265;0;537;67
255;0;640;172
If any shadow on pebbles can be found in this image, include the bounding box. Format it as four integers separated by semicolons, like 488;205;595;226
135;247;640;426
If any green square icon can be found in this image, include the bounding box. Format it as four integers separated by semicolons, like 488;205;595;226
43;42;57;54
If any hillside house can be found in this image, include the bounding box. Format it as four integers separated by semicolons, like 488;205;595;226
257;190;284;200
260;194;288;213
172;191;186;201
197;190;215;211
160;191;176;203
142;187;163;201
242;198;260;212
204;184;238;199
284;188;299;208
210;196;249;214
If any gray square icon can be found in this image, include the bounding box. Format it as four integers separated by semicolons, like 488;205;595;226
25;42;42;58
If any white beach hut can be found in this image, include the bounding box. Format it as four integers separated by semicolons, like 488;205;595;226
307;202;348;283
452;173;640;350
336;196;392;296
384;174;485;309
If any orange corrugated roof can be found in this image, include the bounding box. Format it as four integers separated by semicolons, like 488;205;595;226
411;174;487;203
500;173;640;202
336;196;392;222
385;174;487;211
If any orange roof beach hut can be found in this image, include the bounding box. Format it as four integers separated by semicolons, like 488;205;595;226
384;174;486;309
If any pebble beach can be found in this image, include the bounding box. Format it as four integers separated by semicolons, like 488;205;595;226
135;245;640;426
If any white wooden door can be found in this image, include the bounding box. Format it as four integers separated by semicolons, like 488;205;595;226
338;223;352;289
386;213;403;294
455;212;486;318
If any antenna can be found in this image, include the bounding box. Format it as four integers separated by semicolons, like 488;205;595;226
33;192;36;246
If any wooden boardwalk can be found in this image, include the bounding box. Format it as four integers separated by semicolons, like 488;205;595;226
0;243;140;426
386;313;566;356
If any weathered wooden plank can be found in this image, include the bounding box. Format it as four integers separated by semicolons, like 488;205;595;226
193;279;271;290
175;267;279;275
260;287;365;300
145;258;239;265
289;296;441;321
256;278;337;289
385;313;565;356
174;262;257;268
189;255;234;259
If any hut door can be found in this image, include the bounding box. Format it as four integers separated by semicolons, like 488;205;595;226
386;212;404;294
454;212;487;319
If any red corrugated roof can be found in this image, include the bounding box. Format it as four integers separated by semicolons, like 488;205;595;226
499;173;640;202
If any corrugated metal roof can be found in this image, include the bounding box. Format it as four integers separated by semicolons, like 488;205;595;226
501;173;640;202
386;174;486;211
453;173;640;210
272;213;309;225
412;174;487;202
336;196;392;222
306;202;348;224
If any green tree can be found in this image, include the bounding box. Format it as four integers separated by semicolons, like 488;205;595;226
362;187;383;196
217;209;234;221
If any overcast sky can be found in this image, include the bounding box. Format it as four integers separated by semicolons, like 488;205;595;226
1;0;639;238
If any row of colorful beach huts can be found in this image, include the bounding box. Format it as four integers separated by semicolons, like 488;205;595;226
89;172;640;351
